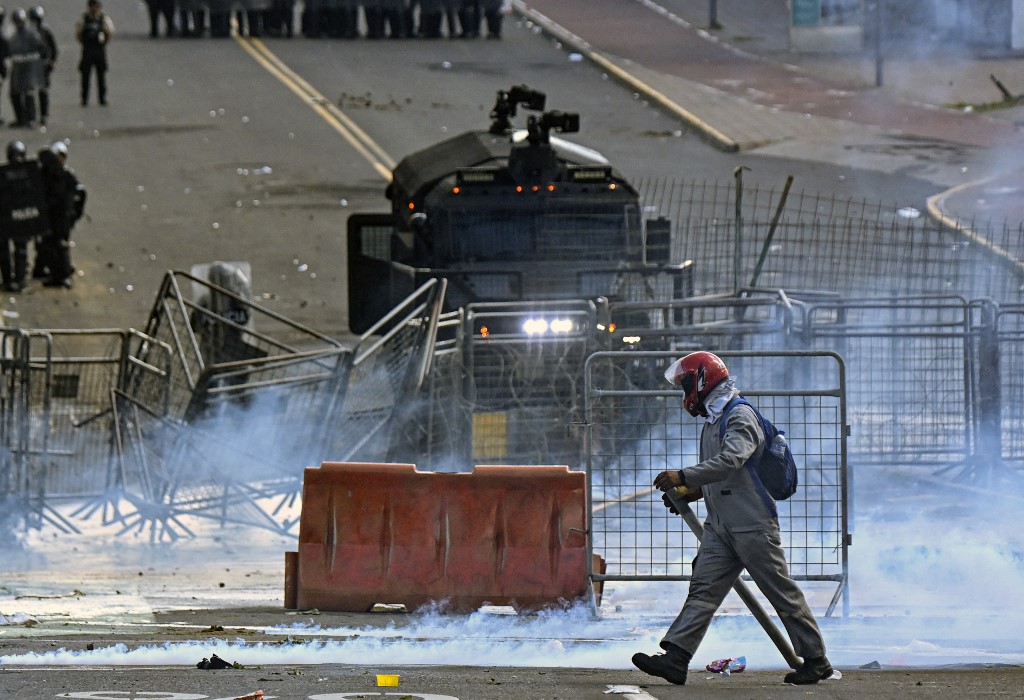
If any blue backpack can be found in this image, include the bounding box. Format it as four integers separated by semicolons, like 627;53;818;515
719;397;798;515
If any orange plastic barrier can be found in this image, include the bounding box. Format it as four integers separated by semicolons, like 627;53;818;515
286;462;592;612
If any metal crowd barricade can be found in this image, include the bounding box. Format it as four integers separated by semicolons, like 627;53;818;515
106;270;355;539
584;350;849;617
385;309;467;468
427;299;599;468
1;329;35;529
0;328;172;533
796;295;972;467
318;278;447;465
604;289;806;353
975;302;1024;483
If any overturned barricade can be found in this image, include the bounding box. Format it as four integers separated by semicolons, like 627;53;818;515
0;269;445;540
105;271;444;540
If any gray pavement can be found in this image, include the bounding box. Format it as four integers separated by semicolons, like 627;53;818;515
513;0;1024;222
514;0;1024;150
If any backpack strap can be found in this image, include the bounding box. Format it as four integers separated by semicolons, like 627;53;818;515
717;396;778;519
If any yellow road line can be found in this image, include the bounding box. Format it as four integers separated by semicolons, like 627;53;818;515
927;179;1024;280
235;36;395;181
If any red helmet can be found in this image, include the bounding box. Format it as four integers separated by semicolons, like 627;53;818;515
665;351;729;417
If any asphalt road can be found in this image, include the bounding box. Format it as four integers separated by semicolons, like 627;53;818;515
4;0;951;337
2;2;1022;698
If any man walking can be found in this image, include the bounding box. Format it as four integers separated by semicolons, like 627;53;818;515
632;351;833;686
75;0;113;107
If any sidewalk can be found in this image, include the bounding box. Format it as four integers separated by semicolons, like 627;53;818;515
514;0;1024;153
512;0;1024;226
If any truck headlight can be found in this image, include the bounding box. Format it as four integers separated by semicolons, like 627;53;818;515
522;318;576;335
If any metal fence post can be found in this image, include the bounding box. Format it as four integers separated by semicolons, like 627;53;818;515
975;300;1002;484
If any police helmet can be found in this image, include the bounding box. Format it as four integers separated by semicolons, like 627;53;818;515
51;140;68;159
37;147;58;171
6;140;26;163
28;4;41;22
12;7;26;24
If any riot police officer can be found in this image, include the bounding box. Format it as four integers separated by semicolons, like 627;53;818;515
0;7;10;125
1;140;30;292
481;0;501;38
8;8;46;127
144;0;175;37
38;142;86;289
75;0;114;106
28;6;56;126
178;0;207;37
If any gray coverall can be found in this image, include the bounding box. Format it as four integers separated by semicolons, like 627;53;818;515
661;398;827;661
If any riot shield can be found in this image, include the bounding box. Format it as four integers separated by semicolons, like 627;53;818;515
0;160;50;242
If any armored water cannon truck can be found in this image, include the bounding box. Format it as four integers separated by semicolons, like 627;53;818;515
348;87;692;466
347;85;690;339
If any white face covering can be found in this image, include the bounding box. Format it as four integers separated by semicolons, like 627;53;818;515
703;377;739;423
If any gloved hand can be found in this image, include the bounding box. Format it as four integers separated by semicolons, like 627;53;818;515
662;485;702;514
653;469;684;491
662;491;680;514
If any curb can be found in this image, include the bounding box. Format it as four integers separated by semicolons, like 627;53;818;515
511;0;740;152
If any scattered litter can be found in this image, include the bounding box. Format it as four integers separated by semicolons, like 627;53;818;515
478;605;517;616
568;52;583;62
706;656;746;676
829;669;843;680
604;686;643;694
376;674;399;687
860;660;882;669
1;310;19;319
15;590;85;600
897;207;921;219
370;603;407;613
231;692;263;700
0;612;39;627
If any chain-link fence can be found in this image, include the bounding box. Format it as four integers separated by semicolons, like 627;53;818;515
634;177;1024;304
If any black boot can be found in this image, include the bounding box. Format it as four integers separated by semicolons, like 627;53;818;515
784;656;833;685
631;643;691;685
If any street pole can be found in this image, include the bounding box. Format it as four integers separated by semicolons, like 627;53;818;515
873;0;884;87
709;0;722;29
